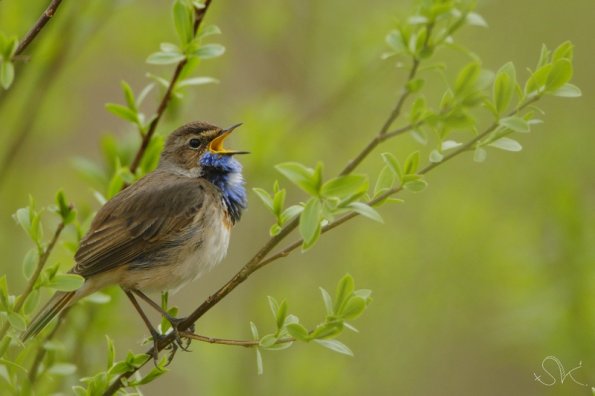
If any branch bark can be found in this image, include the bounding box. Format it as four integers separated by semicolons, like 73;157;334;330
128;0;213;174
15;0;64;57
0;221;65;340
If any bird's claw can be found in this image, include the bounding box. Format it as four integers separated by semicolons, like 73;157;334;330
147;317;193;365
165;316;193;352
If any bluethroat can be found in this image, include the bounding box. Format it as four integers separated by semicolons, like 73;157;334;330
22;121;248;358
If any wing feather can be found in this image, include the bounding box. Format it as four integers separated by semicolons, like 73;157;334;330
73;172;210;278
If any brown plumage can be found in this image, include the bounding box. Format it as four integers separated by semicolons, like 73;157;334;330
22;122;247;346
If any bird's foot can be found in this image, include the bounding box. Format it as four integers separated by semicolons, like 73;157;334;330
148;330;169;366
164;316;194;352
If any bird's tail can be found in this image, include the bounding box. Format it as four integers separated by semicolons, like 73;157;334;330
21;291;76;342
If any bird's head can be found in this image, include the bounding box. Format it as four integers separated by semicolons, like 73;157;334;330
159;121;247;175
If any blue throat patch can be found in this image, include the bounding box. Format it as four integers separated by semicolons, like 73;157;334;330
200;152;247;224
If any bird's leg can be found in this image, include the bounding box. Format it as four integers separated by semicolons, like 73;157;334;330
124;290;169;364
131;289;194;351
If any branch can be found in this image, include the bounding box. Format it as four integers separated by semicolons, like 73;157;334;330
128;0;213;174
104;32;432;396
339;23;434;176
179;331;293;348
15;0;64;57
0;221;65;340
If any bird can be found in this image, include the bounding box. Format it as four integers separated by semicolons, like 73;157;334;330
21;121;248;358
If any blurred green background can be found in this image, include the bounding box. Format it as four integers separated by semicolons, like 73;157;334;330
1;0;594;395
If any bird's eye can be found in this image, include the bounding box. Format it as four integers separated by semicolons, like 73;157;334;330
188;138;201;149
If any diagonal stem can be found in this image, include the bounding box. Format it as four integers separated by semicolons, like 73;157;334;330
15;0;64;56
0;221;65;341
128;0;213;174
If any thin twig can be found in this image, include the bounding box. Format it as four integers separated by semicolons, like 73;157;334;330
179;331;293;347
128;0;213;174
0;222;65;340
104;26;434;395
14;0;64;56
339;23;434;176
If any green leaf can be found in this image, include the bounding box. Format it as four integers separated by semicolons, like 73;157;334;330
276;162;319;196
311;321;343;339
320;175;368;200
473;147;487;162
13;207;31;235
128;358;168;386
314;339;353;356
280;205;302;225
199;24;222;38
105;103;138;124
299;198;322;249
47;274;84;292
84;292;111;305
267;296;279;320
249;321;259;340
120;81;136;111
7;312;26;331
406;78;424;93
455;62;481;95
381;153;402;182
177;76;219;88
137;83;155;106
339;296;367;320
173;0;194;44
488;137;522;152
374;166;396;196
194;44;225;59
551;83;581;98
55;190;75;224
429;149;443;163
536;44;551;69
286;323;309;341
499;116;530;133
0;334;11;358
403;178;428;192
466;12;488;27
441;140;462;151
385;30;405;53
259;334;277;348
106;335;116;369
160;42;180;53
146;51;185;65
23;288;40;315
493;62;516;114
348;202;383;223
22;248;38;280
0;61;15;89
252;188;274;211
334;274;355;312
48;363;77;376
546;59;573;91
276;300;288;330
255;348;264;375
320;287;333;315
525;63;552;95
403;151;420;175
552;41;573;62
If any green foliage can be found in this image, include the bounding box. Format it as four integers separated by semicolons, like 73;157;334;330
0;32;18;89
0;0;583;394
249;274;372;373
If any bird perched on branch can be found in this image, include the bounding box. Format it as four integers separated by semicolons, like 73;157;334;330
22;121;248;359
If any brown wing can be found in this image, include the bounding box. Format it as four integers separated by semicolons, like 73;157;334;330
73;172;209;278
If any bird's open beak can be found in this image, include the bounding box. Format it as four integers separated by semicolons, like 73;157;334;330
208;123;249;155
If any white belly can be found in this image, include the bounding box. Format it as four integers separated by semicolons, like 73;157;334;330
127;217;231;293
